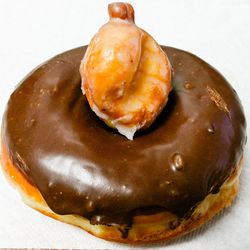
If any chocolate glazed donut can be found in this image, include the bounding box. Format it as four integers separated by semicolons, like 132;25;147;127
1;46;246;229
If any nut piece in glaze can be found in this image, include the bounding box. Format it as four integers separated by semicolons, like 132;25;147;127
80;2;172;139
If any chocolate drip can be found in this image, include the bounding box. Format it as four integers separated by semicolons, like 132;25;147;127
1;46;246;226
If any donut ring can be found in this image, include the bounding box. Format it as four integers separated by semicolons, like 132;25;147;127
1;46;246;243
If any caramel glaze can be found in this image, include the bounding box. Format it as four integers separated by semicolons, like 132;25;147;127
1;46;246;228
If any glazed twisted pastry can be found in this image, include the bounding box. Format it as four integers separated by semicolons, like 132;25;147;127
80;2;172;139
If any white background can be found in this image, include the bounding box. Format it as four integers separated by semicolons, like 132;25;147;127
0;0;250;249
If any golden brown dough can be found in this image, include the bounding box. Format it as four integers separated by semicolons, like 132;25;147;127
80;2;172;139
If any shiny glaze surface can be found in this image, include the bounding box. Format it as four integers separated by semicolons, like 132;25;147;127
2;46;246;226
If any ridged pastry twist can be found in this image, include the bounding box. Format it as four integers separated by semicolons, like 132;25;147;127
80;2;172;139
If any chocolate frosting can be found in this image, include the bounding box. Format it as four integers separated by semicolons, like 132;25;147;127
2;46;246;226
